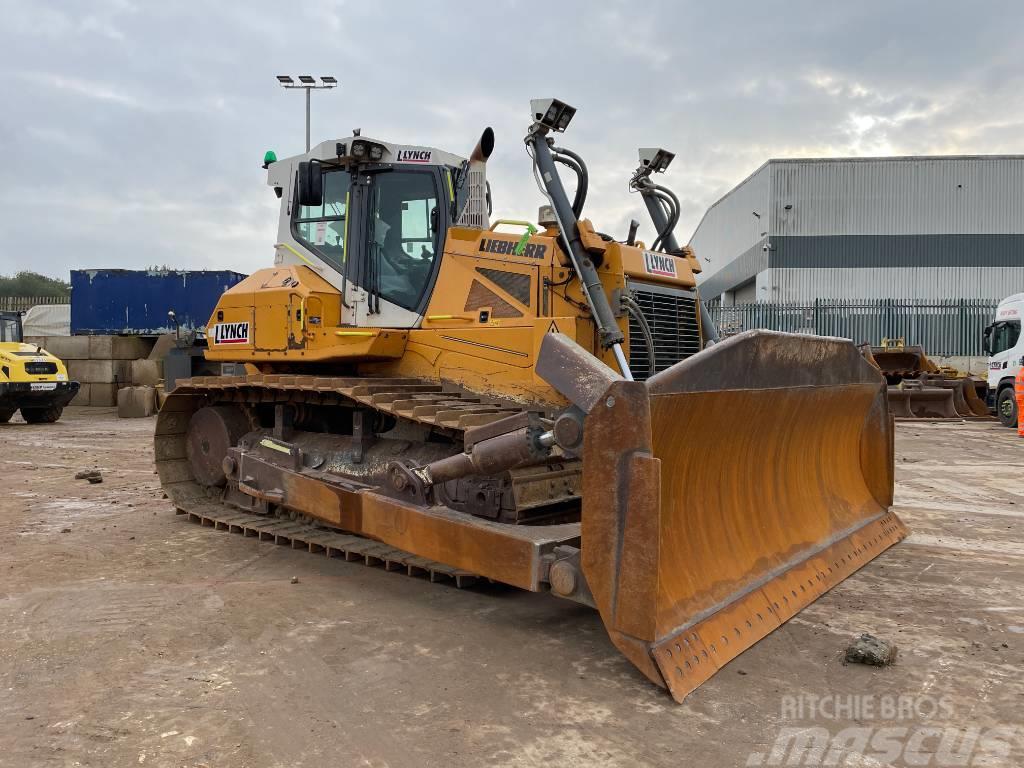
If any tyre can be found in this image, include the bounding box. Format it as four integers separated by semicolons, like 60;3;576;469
20;405;63;424
0;408;15;423
996;386;1018;428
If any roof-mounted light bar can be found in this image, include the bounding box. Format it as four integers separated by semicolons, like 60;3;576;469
334;139;387;163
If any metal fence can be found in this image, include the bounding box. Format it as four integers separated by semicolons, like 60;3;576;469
0;296;68;312
709;299;999;357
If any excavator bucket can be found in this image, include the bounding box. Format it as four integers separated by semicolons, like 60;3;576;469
871;344;938;381
540;329;907;702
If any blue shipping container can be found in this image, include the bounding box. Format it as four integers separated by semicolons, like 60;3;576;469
71;269;247;335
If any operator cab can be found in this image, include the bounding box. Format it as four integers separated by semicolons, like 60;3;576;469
0;312;23;344
265;131;491;327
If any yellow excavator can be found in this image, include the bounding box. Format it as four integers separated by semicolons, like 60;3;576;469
156;99;906;702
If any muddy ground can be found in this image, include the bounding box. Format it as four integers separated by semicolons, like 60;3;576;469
1;409;1021;767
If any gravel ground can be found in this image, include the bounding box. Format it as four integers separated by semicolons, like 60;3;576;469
1;408;1021;767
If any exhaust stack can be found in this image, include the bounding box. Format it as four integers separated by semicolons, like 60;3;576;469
457;127;494;228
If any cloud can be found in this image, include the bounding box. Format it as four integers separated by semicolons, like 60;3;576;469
0;0;1022;280
18;72;149;110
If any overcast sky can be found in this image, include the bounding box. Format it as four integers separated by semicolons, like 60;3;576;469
1;0;1022;280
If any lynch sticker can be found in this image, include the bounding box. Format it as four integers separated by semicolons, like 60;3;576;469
642;250;677;278
212;322;250;345
396;149;433;164
479;237;547;260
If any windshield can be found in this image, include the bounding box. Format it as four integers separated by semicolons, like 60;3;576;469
990;319;1021;355
0;315;21;343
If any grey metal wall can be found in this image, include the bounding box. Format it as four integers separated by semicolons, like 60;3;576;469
770;156;1024;236
688;163;770;290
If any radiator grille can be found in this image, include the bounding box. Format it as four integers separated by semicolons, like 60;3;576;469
627;283;701;381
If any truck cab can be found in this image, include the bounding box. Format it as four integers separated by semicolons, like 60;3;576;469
983;293;1023;427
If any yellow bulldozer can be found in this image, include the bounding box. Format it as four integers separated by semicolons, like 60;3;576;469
156;99;906;702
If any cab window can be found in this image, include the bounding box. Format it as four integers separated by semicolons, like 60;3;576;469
369;171;440;311
991;320;1021;355
0;315;21;343
294;169;348;273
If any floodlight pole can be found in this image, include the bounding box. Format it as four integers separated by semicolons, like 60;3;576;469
276;76;337;153
305;88;311;152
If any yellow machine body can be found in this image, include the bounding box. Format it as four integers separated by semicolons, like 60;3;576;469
205;222;699;407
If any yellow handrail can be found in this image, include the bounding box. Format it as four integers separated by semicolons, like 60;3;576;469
488;219;537;231
425;314;475;322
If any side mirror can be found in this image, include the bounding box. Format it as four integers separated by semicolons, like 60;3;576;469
297;161;323;207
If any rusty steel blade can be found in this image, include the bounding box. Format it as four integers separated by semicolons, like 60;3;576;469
544;330;908;702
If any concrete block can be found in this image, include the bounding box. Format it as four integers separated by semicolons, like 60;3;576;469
117;386;157;418
31;335;91;361
89;383;120;407
67;359;131;385
71;383;91;406
130;358;164;387
156;385;168;410
89;335;156;360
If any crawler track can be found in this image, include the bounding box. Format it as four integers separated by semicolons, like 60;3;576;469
174;373;534;434
174;497;480;587
156;374;556;588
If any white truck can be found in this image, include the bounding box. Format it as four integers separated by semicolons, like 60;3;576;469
983;293;1023;427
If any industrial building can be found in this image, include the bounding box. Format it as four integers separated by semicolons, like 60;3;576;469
689;155;1024;304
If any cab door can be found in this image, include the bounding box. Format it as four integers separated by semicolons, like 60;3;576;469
360;167;447;326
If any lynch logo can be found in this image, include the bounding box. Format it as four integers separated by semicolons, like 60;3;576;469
396;149;433;163
642;250;677;278
212;322;250;345
479;238;547;259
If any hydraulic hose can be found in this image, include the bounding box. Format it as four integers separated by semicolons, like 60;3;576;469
650;184;680;251
622;295;657;376
552;153;586;219
552;145;589;219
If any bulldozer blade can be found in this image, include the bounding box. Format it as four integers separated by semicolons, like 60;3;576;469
887;388;916;418
539;330;907;703
963;379;991;417
919;375;991;418
897;384;959;419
